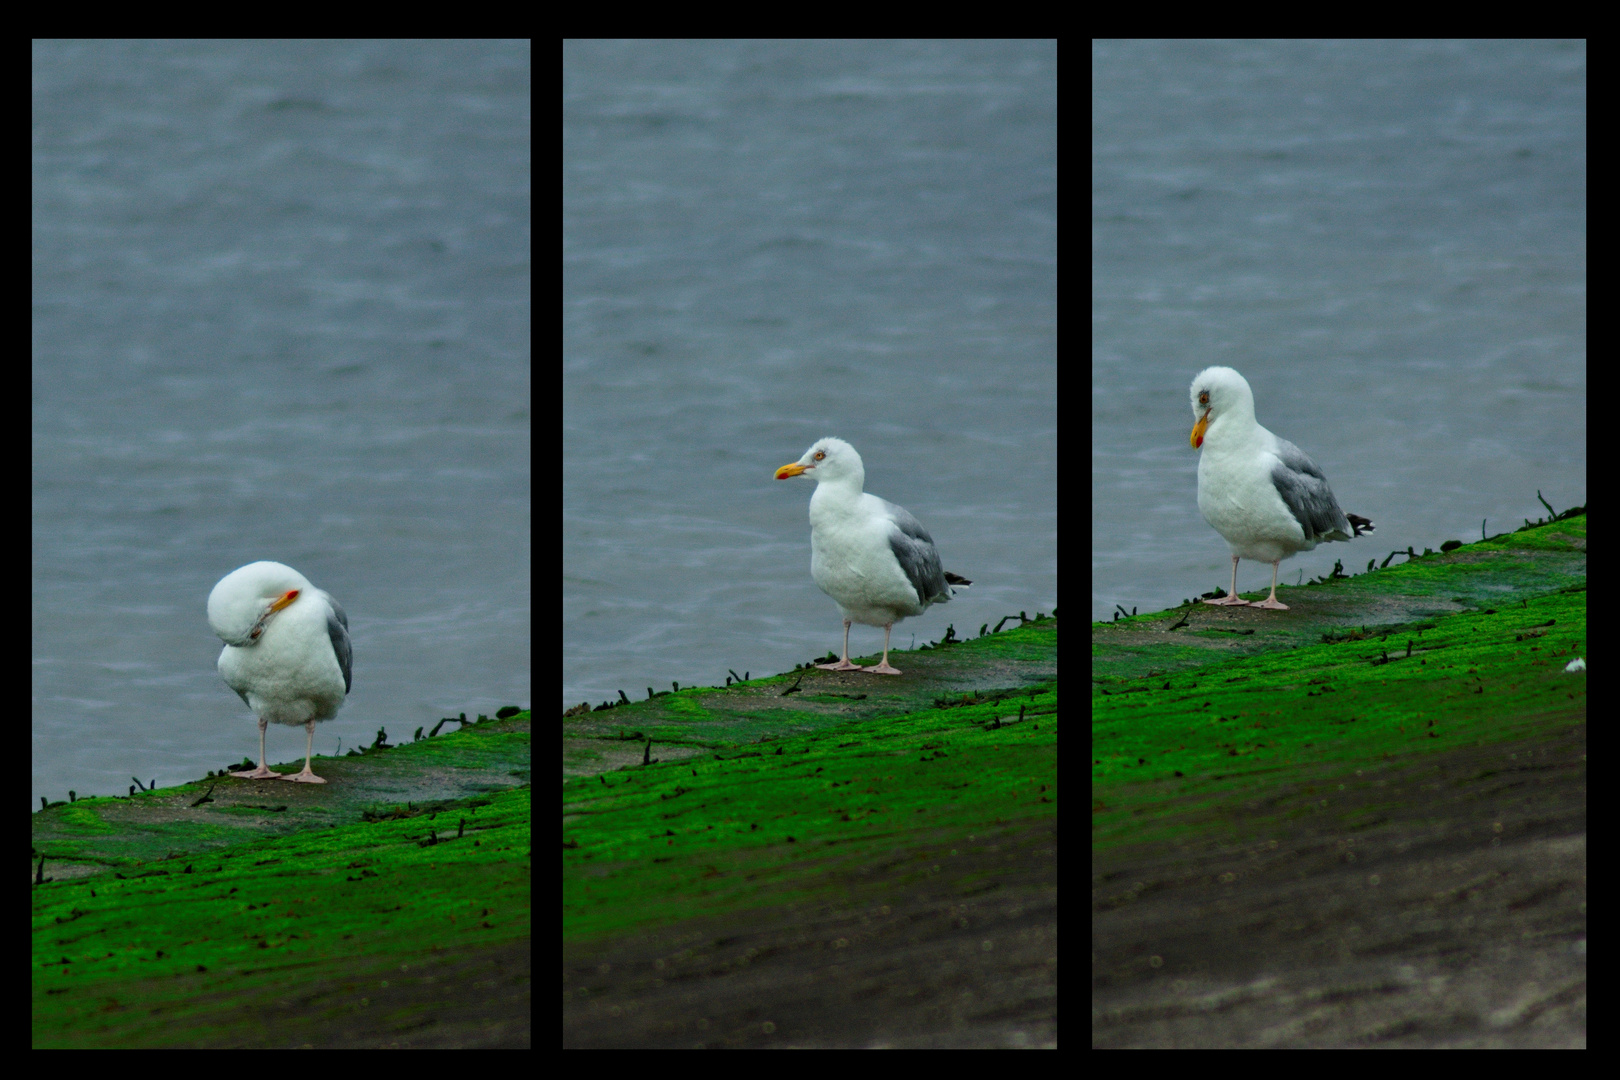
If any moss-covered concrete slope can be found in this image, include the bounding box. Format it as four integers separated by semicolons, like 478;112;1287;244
564;619;1056;944
1092;512;1585;854
32;711;531;1048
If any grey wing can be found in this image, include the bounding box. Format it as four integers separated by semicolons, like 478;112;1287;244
1270;438;1353;541
882;499;949;605
321;591;354;693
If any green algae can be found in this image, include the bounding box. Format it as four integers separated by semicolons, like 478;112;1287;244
1092;514;1586;854
563;620;1057;944
32;710;531;1048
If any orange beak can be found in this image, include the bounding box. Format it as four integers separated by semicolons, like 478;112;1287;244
1190;409;1210;448
775;461;808;479
248;590;300;641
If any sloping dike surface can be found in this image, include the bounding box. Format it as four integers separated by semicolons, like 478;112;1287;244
33;710;531;1048
1093;515;1585;1047
565;618;1058;1048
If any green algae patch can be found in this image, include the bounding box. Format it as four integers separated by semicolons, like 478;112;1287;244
563;620;1057;944
32;711;531;1048
1092;514;1585;855
35;712;530;880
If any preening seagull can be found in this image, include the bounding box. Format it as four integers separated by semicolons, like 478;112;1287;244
208;561;352;782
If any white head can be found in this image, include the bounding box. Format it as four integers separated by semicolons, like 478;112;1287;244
774;437;865;488
1189;366;1257;449
208;561;316;647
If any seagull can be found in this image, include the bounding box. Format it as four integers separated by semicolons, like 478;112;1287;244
776;438;970;675
208;561;352;782
1189;367;1374;610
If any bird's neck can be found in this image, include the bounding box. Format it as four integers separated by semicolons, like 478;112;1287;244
809;480;865;521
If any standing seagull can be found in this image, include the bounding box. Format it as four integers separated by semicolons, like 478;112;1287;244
775;438;970;675
208;561;352;782
1189;367;1375;610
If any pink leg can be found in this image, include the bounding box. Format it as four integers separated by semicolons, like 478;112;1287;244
816;619;867;671
1251;560;1290;610
867;623;903;675
1203;554;1252;606
230;717;282;779
279;719;328;783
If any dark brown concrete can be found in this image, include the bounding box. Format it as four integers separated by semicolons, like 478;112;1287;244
1093;722;1586;1047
